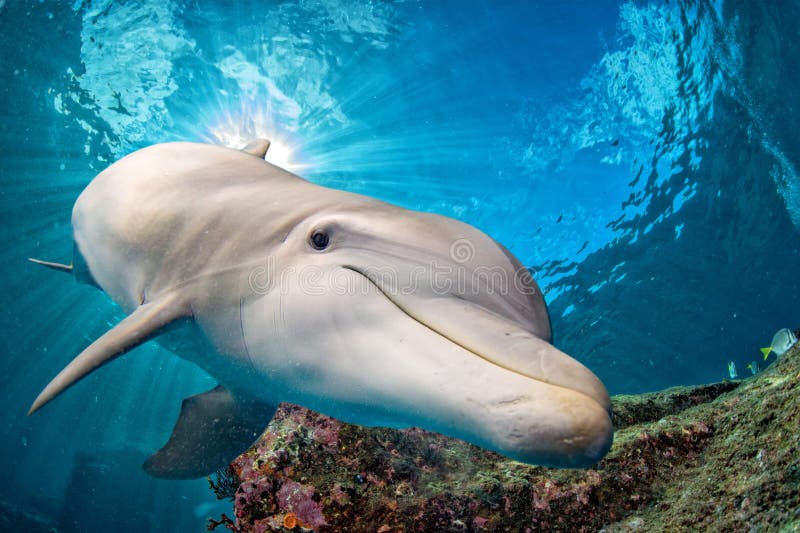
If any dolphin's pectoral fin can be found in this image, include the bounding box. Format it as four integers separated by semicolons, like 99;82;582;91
28;292;190;415
29;257;73;274
143;385;274;479
241;138;271;159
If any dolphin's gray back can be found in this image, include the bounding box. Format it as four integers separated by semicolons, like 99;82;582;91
71;143;307;311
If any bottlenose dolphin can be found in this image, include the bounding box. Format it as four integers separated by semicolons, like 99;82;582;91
29;140;613;478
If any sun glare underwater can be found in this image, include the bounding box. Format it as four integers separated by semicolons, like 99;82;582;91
1;0;798;531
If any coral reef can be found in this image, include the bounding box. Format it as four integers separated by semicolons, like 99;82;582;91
209;343;800;531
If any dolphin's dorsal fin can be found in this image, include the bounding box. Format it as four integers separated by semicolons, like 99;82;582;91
28;292;190;415
29;257;73;274
143;385;275;479
241;138;271;159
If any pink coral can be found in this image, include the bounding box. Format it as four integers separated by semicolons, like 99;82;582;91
276;480;328;528
252;518;273;533
237;477;273;508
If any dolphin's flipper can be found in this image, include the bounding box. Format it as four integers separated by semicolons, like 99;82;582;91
28;293;190;415
29;257;73;274
143;385;274;479
241;138;271;159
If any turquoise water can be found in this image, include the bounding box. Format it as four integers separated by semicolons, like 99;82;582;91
1;1;798;530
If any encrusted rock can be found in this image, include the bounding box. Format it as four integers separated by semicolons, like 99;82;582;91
209;343;800;532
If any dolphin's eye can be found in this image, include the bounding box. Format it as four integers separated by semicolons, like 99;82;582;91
310;230;330;250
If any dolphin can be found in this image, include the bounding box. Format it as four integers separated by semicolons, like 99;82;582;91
28;139;613;478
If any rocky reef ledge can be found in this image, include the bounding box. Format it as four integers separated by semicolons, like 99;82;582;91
208;343;800;532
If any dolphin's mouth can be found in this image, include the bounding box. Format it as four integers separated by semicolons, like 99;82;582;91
342;265;611;413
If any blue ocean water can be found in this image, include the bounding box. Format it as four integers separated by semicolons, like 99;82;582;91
0;0;797;530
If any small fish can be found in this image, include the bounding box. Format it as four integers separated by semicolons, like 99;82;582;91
727;361;737;379
761;328;799;360
746;361;759;375
556;214;563;224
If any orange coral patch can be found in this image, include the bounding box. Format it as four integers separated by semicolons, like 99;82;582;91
283;512;297;529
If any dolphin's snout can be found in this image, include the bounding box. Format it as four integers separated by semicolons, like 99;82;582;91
503;393;612;467
376;292;611;412
470;371;613;468
346;259;614;467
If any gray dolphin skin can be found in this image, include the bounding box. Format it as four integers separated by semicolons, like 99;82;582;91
28;140;613;479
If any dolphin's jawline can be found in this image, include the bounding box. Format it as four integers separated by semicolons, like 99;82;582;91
341;264;528;375
342;264;603;406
